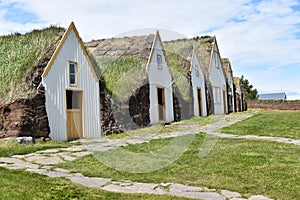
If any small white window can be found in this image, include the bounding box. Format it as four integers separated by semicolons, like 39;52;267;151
214;52;220;68
157;54;162;70
69;61;78;86
213;87;221;104
195;65;199;77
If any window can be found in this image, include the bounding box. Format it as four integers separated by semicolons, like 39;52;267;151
69;62;77;86
214;52;220;68
213;87;221;104
157;54;162;70
195;65;199;77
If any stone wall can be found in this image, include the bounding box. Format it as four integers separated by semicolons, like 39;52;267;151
172;83;194;122
99;81;123;135
129;84;150;127
0;92;49;138
205;82;214;115
247;100;300;110
99;81;151;134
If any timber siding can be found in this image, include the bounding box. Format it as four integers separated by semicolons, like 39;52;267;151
42;23;101;141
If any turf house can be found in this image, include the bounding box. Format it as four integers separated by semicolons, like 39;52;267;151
222;58;236;113
86;30;176;128
0;22;246;141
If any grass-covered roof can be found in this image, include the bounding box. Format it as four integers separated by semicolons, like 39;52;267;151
222;58;233;80
86;35;154;102
87;34;194;101
86;35;154;60
164;36;215;78
233;77;242;91
164;50;191;101
95;56;146;102
0;26;65;102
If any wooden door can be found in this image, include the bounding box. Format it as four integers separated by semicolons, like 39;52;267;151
197;88;202;116
157;87;166;122
66;90;83;139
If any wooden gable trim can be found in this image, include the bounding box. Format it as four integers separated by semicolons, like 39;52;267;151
222;58;234;80
233;77;242;94
146;30;166;72
189;45;196;72
42;22;99;81
209;36;226;82
190;45;204;77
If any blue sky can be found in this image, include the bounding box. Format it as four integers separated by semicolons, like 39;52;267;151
1;0;300;99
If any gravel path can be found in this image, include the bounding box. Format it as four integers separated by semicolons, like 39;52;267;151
1;112;292;200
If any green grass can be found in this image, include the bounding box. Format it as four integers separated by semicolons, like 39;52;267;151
164;37;213;76
0;139;78;157
221;111;300;139
0;167;187;200
96;56;146;101
165;51;191;101
57;134;300;200
0;26;64;102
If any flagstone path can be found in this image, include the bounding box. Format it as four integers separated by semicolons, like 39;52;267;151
2;111;298;199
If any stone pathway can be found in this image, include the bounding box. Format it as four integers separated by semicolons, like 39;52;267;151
198;112;300;146
0;112;290;200
0;147;272;200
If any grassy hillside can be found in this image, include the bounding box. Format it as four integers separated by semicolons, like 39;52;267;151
0;26;64;102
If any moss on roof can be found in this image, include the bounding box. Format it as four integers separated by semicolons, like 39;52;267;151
0;26;65;102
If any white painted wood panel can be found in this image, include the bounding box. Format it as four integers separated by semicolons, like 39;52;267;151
191;51;207;117
209;45;227;114
42;28;100;141
148;35;174;124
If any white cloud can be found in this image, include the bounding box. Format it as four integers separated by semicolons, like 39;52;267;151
1;0;300;99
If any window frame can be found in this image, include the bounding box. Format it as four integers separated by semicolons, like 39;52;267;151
69;61;78;87
213;86;221;104
214;52;220;69
195;64;200;77
157;54;162;70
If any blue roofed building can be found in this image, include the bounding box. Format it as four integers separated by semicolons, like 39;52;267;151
258;93;287;100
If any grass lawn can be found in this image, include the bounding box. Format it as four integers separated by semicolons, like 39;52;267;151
57;134;300;200
0;139;78;157
221;110;300;139
0;167;187;200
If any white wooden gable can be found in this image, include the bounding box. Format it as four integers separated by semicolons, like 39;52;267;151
147;31;174;124
208;37;227;114
42;22;101;141
226;61;235;112
190;47;207;116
